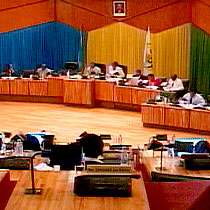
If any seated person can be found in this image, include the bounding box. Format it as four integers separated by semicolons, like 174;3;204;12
179;88;205;105
127;69;147;86
79;131;104;164
107;61;125;78
36;64;53;79
84;62;101;77
147;73;161;86
3;64;17;76
164;74;184;92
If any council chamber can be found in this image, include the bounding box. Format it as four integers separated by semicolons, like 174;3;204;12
0;1;210;210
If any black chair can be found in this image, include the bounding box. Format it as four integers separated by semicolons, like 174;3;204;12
118;64;127;79
49;143;82;170
94;63;106;75
21;70;36;78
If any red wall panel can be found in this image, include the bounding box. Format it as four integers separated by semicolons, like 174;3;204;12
0;0;209;35
56;0;114;31
0;0;54;33
124;1;191;33
192;0;210;34
57;0;191;32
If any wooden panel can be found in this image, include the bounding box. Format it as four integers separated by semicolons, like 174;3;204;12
47;77;64;97
192;0;210;35
124;0;191;33
29;80;48;96
0;0;54;33
114;86;132;104
190;109;210;132
63;79;94;105
165;106;190;128
132;88;158;105
0;79;10;94
94;80;115;101
141;104;165;125
56;0;114;32
10;79;29;95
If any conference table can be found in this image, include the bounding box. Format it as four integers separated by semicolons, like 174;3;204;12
141;103;210;134
0;77;158;110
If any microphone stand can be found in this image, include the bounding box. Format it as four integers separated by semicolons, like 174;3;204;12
24;152;42;194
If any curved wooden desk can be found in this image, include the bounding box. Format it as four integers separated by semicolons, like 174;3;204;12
0;78;159;110
142;103;210;134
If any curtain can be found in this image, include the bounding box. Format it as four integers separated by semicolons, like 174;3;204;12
190;25;210;97
0;21;86;72
152;23;191;78
87;23;146;74
87;23;190;77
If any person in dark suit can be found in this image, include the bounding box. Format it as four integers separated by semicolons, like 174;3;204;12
79;131;104;164
3;64;16;76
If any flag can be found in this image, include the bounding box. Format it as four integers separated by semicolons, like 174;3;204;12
143;26;153;75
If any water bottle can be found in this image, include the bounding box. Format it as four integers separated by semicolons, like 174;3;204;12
15;141;23;156
1;143;6;155
118;134;122;145
67;70;70;78
121;151;128;165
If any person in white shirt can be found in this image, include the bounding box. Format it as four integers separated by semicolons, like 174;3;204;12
179;88;205;105
36;64;53;79
164;74;184;91
107;61;125;78
85;62;101;77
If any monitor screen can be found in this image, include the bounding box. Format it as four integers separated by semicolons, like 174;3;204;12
65;62;78;70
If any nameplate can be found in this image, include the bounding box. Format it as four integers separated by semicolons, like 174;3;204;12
86;165;132;173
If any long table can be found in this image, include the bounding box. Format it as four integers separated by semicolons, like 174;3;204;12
0;77;158;109
142;103;210;134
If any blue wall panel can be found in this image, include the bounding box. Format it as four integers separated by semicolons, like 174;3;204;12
0;21;85;72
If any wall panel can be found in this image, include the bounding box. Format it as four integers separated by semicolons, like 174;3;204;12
192;0;210;34
0;0;54;33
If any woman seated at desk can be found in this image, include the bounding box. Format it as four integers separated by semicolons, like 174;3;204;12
146;73;161;86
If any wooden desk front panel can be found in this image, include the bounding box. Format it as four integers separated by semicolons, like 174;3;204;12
29;80;48;96
132;88;158;105
190;109;210;131
141;104;165;125
165;107;190;128
94;80;115;101
114;86;132;104
64;80;94;105
10;80;29;95
0;80;10;94
47;78;64;97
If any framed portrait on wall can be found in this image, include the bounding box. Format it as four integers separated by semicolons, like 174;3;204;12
113;1;126;17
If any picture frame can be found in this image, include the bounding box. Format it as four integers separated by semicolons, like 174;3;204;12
113;1;126;17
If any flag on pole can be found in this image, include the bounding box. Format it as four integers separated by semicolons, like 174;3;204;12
143;26;153;76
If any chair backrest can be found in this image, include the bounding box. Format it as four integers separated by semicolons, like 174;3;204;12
94;63;106;74
118;64;127;79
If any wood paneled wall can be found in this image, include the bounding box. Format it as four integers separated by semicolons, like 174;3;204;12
0;0;209;34
0;0;54;33
192;0;210;34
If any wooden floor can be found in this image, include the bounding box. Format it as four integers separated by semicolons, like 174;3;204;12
0;101;209;147
1;101;210;210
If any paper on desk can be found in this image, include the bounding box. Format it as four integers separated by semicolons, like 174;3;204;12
34;163;53;171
